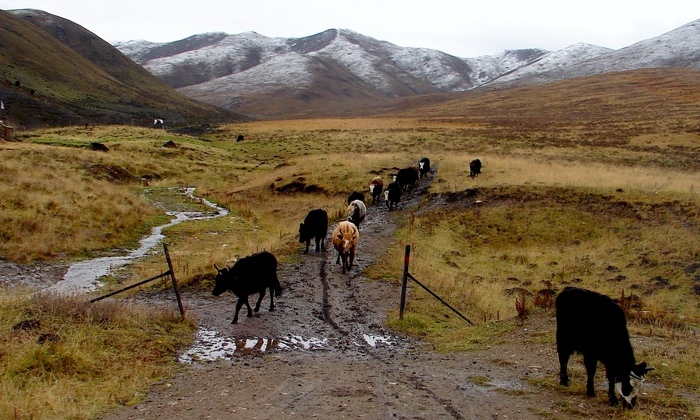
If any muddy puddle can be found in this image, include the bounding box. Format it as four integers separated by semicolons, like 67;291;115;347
43;188;228;295
179;328;400;363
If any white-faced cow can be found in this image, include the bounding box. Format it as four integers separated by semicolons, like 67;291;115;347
346;199;366;229
332;221;360;274
384;181;401;210
212;251;282;324
469;159;482;178
299;208;328;253
369;176;384;205
419;157;431;179
556;287;654;407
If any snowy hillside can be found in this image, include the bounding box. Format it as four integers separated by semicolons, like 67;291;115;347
114;19;700;117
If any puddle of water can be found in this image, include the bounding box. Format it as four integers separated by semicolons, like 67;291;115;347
179;328;329;363
43;188;228;295
179;328;401;363
361;334;397;347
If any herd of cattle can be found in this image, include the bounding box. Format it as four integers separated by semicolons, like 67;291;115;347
210;155;654;408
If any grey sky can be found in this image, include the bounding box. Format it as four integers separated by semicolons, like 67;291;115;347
2;0;698;57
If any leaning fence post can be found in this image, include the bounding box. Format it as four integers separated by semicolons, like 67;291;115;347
163;243;186;320
399;245;411;319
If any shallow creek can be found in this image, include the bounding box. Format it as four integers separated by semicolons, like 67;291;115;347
43;187;228;295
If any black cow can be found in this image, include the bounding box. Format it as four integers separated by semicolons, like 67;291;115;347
395;167;419;191
299;209;328;253
347;191;365;205
212;251;282;324
469;159;481;178
419;157;431;179
556;287;654;407
384;181;401;210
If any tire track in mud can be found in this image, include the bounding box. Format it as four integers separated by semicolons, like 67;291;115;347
318;258;347;336
312;171;466;420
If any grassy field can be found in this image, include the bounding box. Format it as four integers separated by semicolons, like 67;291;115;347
2;69;700;418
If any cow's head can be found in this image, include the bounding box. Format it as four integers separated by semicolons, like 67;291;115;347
615;362;655;408
299;222;309;243
212;264;231;296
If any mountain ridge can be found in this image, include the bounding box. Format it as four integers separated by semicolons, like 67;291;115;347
113;19;700;119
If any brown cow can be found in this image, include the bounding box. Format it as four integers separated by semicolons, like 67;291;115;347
332;221;360;274
369;176;384;205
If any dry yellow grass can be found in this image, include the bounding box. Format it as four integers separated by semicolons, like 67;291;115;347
0;292;195;419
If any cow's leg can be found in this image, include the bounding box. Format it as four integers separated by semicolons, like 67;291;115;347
605;367;619;406
268;286;276;311
341;254;347;274
254;290;266;313
558;350;571;387
233;298;246;324
243;297;254;318
336;251;341;265
349;248;355;270
304;240;310;254
583;354;598;397
315;237;321;252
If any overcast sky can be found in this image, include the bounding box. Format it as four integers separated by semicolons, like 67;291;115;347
1;0;699;57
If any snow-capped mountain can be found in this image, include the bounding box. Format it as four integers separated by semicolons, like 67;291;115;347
492;19;700;87
114;20;700;118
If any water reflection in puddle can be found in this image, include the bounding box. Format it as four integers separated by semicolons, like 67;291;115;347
179;328;329;363
179;328;400;363
43;188;228;295
361;334;397;347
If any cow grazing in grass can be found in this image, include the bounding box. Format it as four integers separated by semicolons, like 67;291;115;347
469;159;482;178
299;208;328;253
332;221;359;274
384;181;401;210
346;199;367;229
212;251;282;324
556;287;654;407
369;176;384;205
419;157;431;179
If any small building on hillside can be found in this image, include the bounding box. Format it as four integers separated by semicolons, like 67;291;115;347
0;122;13;141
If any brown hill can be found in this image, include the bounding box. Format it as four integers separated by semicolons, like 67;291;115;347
0;9;245;129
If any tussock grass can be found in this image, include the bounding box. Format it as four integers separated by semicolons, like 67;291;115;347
0;142;162;262
430;153;700;196
377;185;700;327
0;291;195;419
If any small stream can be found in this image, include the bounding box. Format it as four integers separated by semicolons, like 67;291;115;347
43;188;228;295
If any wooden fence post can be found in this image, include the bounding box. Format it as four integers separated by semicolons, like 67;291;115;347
399;245;411;319
163;243;186;320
